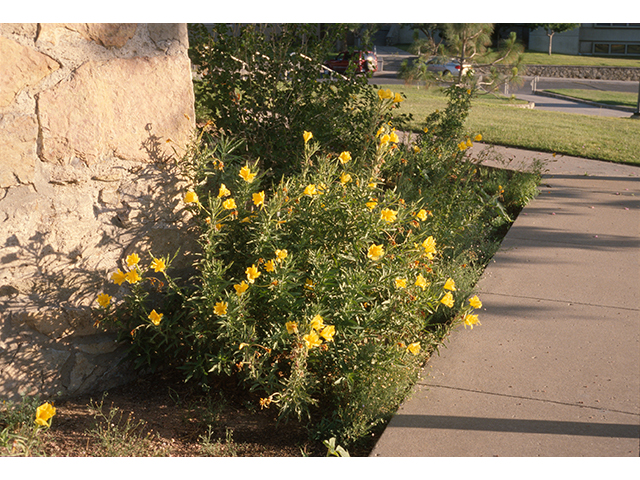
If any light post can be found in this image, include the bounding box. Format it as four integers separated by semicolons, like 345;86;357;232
632;80;640;119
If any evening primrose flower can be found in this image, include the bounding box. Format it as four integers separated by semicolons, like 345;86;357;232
239;166;256;183
338;151;351;164
214;301;228;316
97;293;112;308
367;244;384;261
407;342;421;355
184;191;199;204
264;259;275;272
440;292;454;308
422;236;437;258
366;200;378;210
218;183;231;198
275;249;288;262
458;142;468;152
148;309;163;326
468;295;482;309
320;325;335;342
340;172;352;185
253;191;265;207
303;184;317;196
286;321;298;334
395;278;407;289
379;134;390;146
413;145;421;153
246;265;260;283
378;88;393;100
125;269;142;284
34;402;56;427
126;253;140;267
389;131;399;143
303;330;322;349
380;208;397;223
416;209;428;221
111;269;127;285
303;131;313;143
222;198;237;210
474;134;483;142
463;313;481;329
393;92;404;103
444;278;456;291
310;314;325;331
415;274;428;291
234;281;249;295
376;126;385;137
150;257;166;273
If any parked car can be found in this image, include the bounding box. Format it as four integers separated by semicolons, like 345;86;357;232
323;50;378;74
424;56;473;76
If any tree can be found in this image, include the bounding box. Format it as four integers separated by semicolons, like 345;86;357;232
531;23;579;55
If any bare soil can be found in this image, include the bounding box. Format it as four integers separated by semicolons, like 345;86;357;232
39;371;378;457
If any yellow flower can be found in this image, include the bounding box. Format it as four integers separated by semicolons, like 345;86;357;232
407;342;421;355
286;321;298;334
389;131;399;143
259;397;272;409
366;200;378;210
378;88;393;100
234;281;249;295
303;184;317;196
304;279;314;290
239;166;256;183
320;325;335;342
126;253;140;267
393;92;404;103
458;142;467;151
474;134;483;142
468;295;482;309
416;209;428;221
97;293;112;308
415;274;428;291
376;126;385;137
265;259;275;272
338;151;351;164
444;278;456;291
218;183;231;198
238;342;249;350
125;269;142;284
34;402;56;427
463;313;481;329
214;301;228;316
340;172;352;185
111;269;127;285
310;314;325;331
380;208;397;223
246;264;260;283
303;330;322;349
413;145;421;153
184;191;199;204
423;127;429;133
440;292;454;308
222;198;237;210
150;257;166;273
367;244;384;261
303;131;313;143
422;236;437;258
275;249;288;262
149;309;163;326
395;278;407;289
466;138;473;148
379;134;390;146
253;191;265;207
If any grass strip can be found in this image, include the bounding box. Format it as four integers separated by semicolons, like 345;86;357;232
544;88;639;108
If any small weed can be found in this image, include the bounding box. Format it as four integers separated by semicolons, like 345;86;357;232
86;394;168;457
199;426;238;457
0;395;52;457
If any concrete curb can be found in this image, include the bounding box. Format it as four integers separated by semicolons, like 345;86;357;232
534;90;636;113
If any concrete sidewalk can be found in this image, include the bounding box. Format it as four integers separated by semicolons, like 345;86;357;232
370;146;640;456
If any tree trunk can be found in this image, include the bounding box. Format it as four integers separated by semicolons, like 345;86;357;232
548;32;554;55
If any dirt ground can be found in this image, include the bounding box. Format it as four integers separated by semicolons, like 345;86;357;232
39;371;378;457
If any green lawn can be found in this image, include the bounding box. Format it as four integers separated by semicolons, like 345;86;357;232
518;51;640;68
382;84;640;165
544;88;639;109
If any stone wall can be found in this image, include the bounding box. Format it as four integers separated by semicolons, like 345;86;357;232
522;65;640;81
0;24;196;401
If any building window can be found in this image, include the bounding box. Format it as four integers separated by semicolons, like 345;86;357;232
628;44;640;55
594;43;609;54
611;44;626;54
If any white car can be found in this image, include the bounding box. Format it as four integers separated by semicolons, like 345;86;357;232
425;56;473;77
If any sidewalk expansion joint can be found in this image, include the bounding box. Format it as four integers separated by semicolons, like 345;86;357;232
475;291;640;313
417;383;640;418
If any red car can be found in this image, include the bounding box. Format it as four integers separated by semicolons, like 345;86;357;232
323;50;378;74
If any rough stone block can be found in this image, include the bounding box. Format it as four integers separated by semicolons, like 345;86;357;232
37;23;137;48
0;114;38;187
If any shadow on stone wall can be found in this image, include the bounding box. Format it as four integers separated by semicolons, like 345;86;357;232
0;129;200;402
